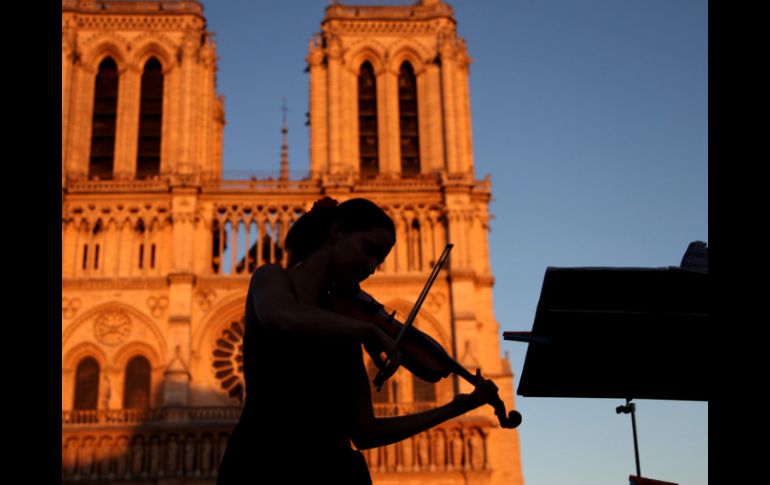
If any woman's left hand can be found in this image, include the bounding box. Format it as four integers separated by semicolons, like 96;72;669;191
454;368;499;412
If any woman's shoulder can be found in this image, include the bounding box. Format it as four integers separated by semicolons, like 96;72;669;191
249;263;288;285
248;264;297;301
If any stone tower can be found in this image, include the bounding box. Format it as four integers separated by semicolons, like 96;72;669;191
61;1;524;483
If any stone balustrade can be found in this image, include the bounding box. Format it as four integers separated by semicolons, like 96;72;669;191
62;0;203;14
63;407;241;428
62;406;492;482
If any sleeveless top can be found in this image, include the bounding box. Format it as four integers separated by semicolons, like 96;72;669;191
217;267;372;484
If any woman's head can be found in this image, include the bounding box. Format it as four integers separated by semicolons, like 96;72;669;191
285;197;395;282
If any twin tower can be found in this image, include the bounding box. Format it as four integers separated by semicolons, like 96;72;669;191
61;1;523;484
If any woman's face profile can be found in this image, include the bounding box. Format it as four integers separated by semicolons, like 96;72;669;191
330;226;394;285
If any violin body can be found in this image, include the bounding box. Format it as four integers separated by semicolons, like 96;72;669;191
328;288;453;383
327;286;522;429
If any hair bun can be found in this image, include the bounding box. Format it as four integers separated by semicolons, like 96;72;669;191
311;196;339;212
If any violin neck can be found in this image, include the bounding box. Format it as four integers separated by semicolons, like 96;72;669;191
452;360;478;386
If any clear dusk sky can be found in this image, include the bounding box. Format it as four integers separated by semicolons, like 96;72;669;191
199;1;708;484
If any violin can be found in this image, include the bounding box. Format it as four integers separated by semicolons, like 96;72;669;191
327;249;522;429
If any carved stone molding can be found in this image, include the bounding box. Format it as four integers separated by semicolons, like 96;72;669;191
194;289;217;312
63;297;82;319
62;277;168;290
167;273;196;286
73;15;202;32
146;296;169;318
93;309;132;347
329;21;445;36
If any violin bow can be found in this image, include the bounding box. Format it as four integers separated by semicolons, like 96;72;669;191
374;244;453;391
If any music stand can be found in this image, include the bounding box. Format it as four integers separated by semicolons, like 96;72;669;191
506;265;708;481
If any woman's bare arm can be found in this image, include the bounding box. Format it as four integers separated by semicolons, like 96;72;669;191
350;347;495;450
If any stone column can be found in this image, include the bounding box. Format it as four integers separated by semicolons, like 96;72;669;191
104;220;120;276
160;66;178;177
307;37;328;177
193;201;213;275
62;221;76;278
339;66;354;174
375;66;390;176
327;36;343;174
425;62;445;173
416;66;430;175
72;64;97;180
164;187;198;406
62;32;76;183
438;36;459;173
114;66;141;180
177;32;199;175
454;40;474;176
384;68;401;176
199;42;216;180
118;219;132;277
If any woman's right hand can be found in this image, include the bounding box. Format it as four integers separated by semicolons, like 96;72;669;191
363;325;401;382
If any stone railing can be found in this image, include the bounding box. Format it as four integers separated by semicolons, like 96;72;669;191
62;0;203;14
324;2;453;20
372;401;438;417
202;178;320;193
62;407;241;428
62;427;229;482
64;178;170;193
363;419;491;475
62;406;492;482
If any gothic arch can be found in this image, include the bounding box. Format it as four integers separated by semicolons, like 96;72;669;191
113;342;164;408
105;217;119;233
348;46;387;76
192;291;247;354
148;217;165;233
62;302;168;361
388;44;429;76
81;33;130;73
344;38;388;72
113;341;163;372
63;341;109;374
130;34;176;73
118;217;134;232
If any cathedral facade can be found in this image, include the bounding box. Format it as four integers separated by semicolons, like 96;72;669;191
61;1;524;483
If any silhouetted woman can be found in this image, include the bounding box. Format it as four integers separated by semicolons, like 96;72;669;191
216;197;498;484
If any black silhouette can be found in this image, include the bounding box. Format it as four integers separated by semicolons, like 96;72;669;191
216;197;501;484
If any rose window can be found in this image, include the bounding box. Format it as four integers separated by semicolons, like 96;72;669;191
212;319;245;403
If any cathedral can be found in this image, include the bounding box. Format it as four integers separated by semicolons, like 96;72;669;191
61;0;524;483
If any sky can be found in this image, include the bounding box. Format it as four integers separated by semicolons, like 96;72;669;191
199;1;708;484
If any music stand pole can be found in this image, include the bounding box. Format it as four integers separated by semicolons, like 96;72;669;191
616;398;642;478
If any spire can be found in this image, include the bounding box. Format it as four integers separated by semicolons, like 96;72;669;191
280;97;289;181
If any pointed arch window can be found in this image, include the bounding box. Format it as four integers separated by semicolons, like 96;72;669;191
74;357;100;410
137;58;164;179
123;356;151;409
398;62;420;176
358;62;379;177
89;57;119;180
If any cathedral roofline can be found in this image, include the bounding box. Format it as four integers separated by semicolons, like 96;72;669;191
323;1;454;23
62;0;205;18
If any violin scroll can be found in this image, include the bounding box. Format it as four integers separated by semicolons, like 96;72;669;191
467;368;523;429
493;399;523;429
